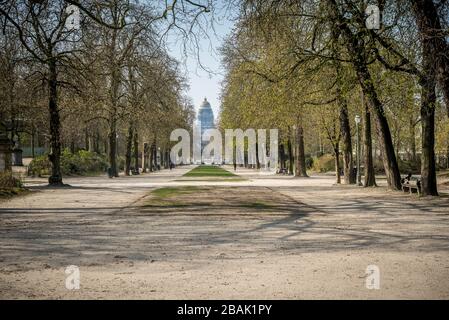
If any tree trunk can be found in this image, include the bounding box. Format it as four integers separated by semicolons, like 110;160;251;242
31;125;35;158
339;103;355;184
295;124;308;177
255;142;260;169
143;142;149;172
363;103;376;187
125;124;133;176
94;129;100;154
420;84;438;196
413;0;439;196
409;117;417;163
334;143;341;184
327;0;401;190
153;144;158;170
84;127;89;151
108;121;118;177
47;59;63;185
149;143;154;172
364;78;401;190
287;136;294;175
165;150;170;169
108;25;120;178
332;19;355;185
419;53;438;195
280;144;286;171
394;126;401;158
334;46;355;184
133;131;139;175
412;1;449;116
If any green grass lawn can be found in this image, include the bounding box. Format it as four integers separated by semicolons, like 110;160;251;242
183;165;237;177
146;186;275;209
151;186;207;198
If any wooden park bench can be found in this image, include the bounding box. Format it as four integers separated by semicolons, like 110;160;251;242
278;168;288;175
401;175;421;196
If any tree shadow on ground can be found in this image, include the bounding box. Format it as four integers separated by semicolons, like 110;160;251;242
1;186;449;271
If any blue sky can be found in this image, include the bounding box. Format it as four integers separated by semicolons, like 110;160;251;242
166;4;236;120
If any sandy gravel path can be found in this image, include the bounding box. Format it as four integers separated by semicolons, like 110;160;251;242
1;166;449;299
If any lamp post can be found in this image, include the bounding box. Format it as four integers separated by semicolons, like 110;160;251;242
355;115;362;186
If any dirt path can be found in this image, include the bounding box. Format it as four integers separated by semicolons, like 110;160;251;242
1;166;449;299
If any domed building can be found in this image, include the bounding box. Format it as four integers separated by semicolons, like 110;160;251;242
198;97;215;136
197;98;215;163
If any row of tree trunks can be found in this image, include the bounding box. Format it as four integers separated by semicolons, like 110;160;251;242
327;0;401;190
148;141;160;172
359;68;401;190
126;132;169;174
125;121;145;176
332;27;355;185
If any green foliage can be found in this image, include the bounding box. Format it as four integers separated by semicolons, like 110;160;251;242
373;158;420;175
117;156;126;171
398;158;420;175
311;154;337;173
61;149;108;175
28;150;108;177
27;155;51;177
305;156;314;170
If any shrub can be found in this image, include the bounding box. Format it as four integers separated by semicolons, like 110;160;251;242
370;157;421;175
28;150;108;177
0;171;23;189
312;154;338;173
398;158;420;175
117;156;126;171
28;155;51;177
305;156;314;170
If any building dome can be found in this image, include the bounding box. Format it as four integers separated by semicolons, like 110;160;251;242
197;98;215;130
199;97;212;110
197;98;215;163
